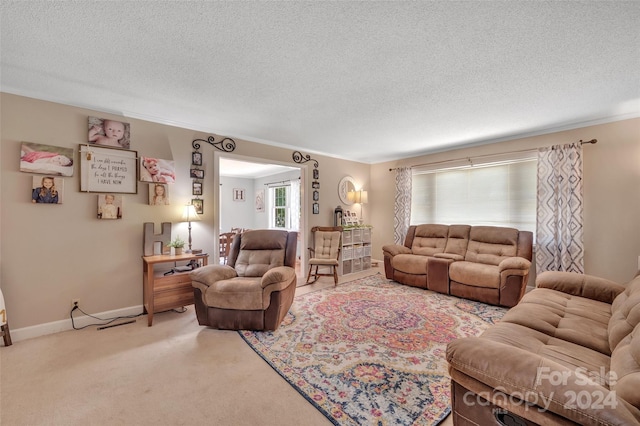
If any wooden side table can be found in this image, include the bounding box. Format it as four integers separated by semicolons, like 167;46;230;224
142;253;209;326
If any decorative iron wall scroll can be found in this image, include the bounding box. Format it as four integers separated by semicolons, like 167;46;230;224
292;150;320;214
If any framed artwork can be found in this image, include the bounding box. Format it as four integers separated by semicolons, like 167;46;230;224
31;176;64;204
255;189;265;212
313;203;319;214
312;181;320;189
140;156;176;183
191;198;203;214
190;168;204;179
88;116;131;149
192;151;202;166
233;188;245;201
313;168;319;180
313;190;319;201
192;181;202;196
79;145;138;193
21;142;74;177
148;183;170;205
97;194;123;219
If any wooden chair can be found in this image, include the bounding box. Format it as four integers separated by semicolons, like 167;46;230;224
307;226;342;285
219;232;236;264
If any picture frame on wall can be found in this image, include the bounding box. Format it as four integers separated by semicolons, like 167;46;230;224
190;168;204;179
192;181;202;196
21;142;75;177
313;190;319;201
31;176;64;204
255;189;265;212
233;188;245;201
140;156;176;183
312;181;320;189
79;145;138;193
191;198;203;214
148;183;170;205
97;193;123;219
192;151;202;166
88;116;131;150
313;203;319;214
313;168;319;180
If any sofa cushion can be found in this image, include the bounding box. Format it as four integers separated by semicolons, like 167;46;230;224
465;226;518;265
609;275;640;352
203;276;265;310
443;224;470;257
500;288;612;355
392;254;429;275
410;224;448;256
449;261;500;289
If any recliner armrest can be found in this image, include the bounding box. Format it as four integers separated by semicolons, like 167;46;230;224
261;266;296;290
536;271;625;304
190;264;238;287
498;256;531;274
382;244;412;257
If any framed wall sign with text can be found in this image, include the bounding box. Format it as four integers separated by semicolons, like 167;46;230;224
79;145;138;193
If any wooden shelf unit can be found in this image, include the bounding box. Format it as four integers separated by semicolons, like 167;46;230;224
142;253;208;326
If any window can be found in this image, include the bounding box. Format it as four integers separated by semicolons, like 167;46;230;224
411;155;537;233
270;186;290;229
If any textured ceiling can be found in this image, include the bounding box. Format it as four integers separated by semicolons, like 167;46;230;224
1;1;638;163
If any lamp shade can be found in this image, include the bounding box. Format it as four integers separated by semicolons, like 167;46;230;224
350;190;368;204
181;204;201;222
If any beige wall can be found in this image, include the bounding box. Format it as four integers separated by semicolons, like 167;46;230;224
0;93;370;330
2;93;638;333
371;118;640;284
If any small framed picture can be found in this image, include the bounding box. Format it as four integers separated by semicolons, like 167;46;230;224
192;151;202;166
233;188;245;201
191;198;203;214
148;183;170;205
312;181;320;189
190;168;204;179
255;189;265;212
31;176;64;204
313;203;319;214
313;190;319;201
88;116;131;150
313;168;319;180
98;193;123;219
192;181;202;196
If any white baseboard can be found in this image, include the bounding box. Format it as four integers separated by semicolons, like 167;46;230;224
10;305;144;343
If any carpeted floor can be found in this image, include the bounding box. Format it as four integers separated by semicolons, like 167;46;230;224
241;274;506;426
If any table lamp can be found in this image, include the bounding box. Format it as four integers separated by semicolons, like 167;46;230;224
348;189;368;223
181;204;201;253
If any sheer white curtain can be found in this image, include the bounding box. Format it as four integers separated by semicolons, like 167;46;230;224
536;142;584;273
290;179;300;231
393;167;412;244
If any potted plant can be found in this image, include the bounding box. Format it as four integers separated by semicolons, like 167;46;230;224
167;235;185;255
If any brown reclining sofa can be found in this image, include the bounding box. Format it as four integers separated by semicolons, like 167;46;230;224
447;270;640;425
383;224;533;307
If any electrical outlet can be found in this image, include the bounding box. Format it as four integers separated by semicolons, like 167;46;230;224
71;299;80;310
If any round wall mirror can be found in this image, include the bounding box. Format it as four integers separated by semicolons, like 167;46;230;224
338;176;356;205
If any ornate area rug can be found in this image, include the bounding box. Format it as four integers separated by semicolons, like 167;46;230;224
239;274;506;425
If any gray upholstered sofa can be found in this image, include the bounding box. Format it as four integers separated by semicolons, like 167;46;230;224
446;271;640;425
382;224;533;307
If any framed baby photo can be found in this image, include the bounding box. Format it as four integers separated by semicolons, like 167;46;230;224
140;157;176;184
191;198;204;214
190;168;204;179
79;145;138;194
97;194;123;219
88;116;131;150
192;151;202;166
192;181;203;196
31;176;64;204
21;142;74;177
148;183;170;205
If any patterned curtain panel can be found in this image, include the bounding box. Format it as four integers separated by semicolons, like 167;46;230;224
394;167;412;244
536;142;584;273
